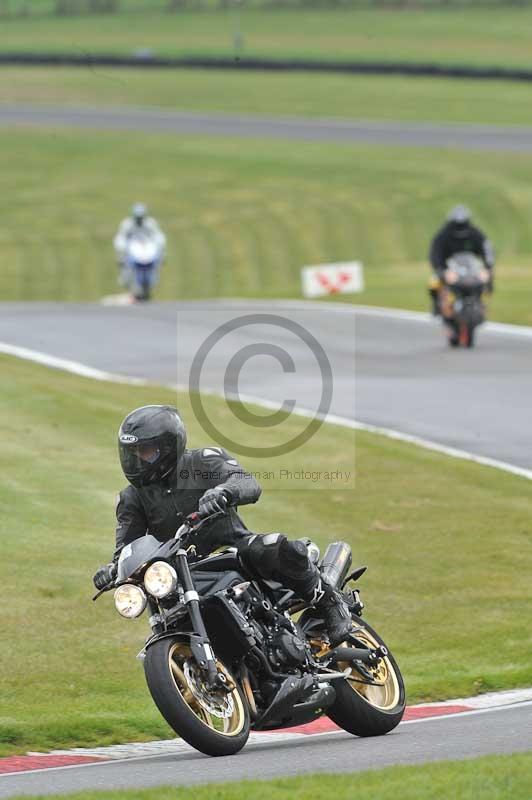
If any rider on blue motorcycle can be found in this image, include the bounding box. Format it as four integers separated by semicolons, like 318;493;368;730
113;204;166;292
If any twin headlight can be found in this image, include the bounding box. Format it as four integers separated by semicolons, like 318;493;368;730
114;584;147;619
143;561;178;598
114;561;178;618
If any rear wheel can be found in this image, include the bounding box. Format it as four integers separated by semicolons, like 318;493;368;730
144;637;250;756
326;617;406;737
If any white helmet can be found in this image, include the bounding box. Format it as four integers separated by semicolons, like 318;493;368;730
131;203;147;225
447;205;471;226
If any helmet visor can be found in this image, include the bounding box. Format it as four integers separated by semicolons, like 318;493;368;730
119;441;162;479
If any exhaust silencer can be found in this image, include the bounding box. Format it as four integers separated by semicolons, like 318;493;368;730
320;541;352;590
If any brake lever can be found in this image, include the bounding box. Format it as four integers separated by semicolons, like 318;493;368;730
175;509;226;539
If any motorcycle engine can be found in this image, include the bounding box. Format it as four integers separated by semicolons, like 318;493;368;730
269;628;308;669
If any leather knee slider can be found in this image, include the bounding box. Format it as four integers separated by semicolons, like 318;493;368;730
239;533;286;580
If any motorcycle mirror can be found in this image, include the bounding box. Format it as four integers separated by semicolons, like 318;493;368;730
341;566;367;589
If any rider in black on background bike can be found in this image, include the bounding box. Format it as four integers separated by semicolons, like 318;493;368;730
93;405;353;645
428;205;495;315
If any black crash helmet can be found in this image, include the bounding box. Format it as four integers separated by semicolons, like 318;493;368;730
118;405;187;487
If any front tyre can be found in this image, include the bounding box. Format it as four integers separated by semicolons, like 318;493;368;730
144;637;250;756
327;617;405;737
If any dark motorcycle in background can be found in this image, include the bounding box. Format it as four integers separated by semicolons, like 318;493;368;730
440;252;491;348
94;511;406;757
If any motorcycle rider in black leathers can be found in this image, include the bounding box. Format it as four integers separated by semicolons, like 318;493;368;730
428;205;495;316
93;405;353;645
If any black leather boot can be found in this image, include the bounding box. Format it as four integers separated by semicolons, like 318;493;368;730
278;554;353;647
315;580;353;646
429;287;441;317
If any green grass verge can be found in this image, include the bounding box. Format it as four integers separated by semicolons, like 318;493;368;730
10;754;532;800
5;66;532;127
1;7;531;69
4;127;532;324
1;354;531;755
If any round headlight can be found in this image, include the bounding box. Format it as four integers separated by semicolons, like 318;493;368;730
144;561;178;599
114;584;147;619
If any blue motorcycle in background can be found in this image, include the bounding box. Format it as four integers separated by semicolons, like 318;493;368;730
121;233;163;302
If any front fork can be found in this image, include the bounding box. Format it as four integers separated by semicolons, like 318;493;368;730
175;550;225;689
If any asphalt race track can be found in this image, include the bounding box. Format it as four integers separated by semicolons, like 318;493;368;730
2;105;532;151
1;300;532;470
1;706;531;797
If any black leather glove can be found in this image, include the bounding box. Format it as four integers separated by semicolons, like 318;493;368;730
198;486;231;517
93;562;117;590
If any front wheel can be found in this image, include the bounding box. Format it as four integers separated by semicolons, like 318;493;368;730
444;319;459;347
144;637;250;756
134;284;151;302
326;617;406;737
458;320;476;348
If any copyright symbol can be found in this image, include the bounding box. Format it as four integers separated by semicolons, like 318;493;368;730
180;469;190;479
188;313;333;459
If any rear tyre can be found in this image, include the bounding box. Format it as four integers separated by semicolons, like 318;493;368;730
326;617;406;737
144;637;250;756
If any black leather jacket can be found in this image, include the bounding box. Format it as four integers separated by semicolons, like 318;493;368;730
113;447;261;561
429;223;495;275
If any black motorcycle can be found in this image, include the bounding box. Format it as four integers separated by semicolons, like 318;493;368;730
95;511;406;757
440;252;490;348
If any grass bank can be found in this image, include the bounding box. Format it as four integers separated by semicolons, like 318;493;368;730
8;754;532;799
5;67;532;128
3;128;532;324
1;354;531;755
1;7;531;69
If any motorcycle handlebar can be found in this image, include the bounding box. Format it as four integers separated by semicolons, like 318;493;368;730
174;508;226;541
94;509;225;599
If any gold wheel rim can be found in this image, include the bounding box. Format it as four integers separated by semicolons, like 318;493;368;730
168;643;246;737
338;625;401;711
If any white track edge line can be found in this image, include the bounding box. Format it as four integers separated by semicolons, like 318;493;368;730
2;341;532;482
210;388;532;481
0;342;148;384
